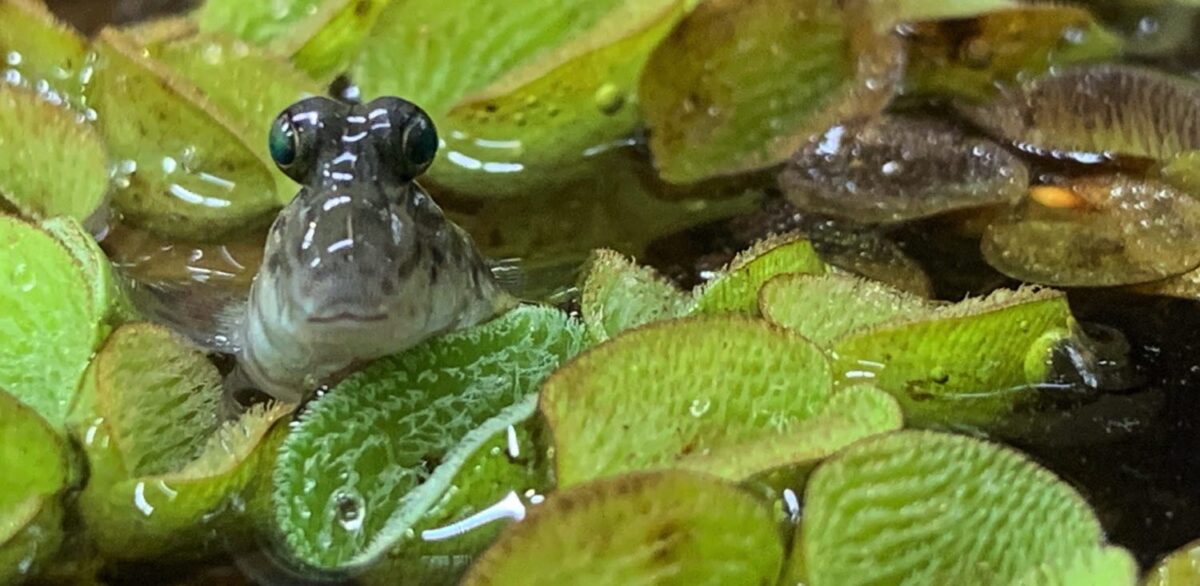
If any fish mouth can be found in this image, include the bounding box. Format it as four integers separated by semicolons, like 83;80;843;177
307;311;389;324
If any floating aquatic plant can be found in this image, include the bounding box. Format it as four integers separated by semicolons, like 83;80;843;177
460;471;784;586
799;430;1129;585
830;286;1073;426
0;0;92;111
759;272;933;346
0;84;108;224
903;6;1121;102
0;389;68;585
1144;539;1200;586
778;115;1029;224
73;323;289;560
273;306;584;570
982;175;1200;287
0;214;104;428
579;249;689;343
691;231;827;314
639;0;903;184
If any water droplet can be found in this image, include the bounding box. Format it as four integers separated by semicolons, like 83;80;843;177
333;488;365;532
11;262;35;292
593;83;624;115
5;51;20;66
880;161;902;175
689;397;712;417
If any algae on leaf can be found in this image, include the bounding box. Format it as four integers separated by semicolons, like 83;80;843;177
580;249;689;342
74;323;289;560
460;471;784;586
0;214;103;428
0;389;68;585
692;231;827;314
273;306;585;570
88;28;283;241
801;430;1114;586
639;0;903;183
0;84;108;225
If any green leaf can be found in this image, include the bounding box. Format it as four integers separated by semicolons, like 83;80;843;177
759;273;933;346
801;430;1109;585
1014;546;1138;586
692;232;826;314
0;0;93;112
272;306;584;569
195;0;391;80
981;175;1200;287
778;115;1029;224
460;471;785;586
74;323;289;560
0;84;108;224
88;28;282;241
0;389;68;585
38;216;135;326
0;214;102;427
1145;539;1200;586
830;286;1073;427
580;249;689;343
639;0;903;183
903;7;1121;103
542;315;834;487
882;0;1015;23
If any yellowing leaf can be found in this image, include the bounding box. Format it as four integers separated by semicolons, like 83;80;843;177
639;0;902;183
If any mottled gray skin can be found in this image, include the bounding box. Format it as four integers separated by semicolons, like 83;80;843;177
228;96;510;406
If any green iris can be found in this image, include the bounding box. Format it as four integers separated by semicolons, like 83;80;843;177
268;117;297;167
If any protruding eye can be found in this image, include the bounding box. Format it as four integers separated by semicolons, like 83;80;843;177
268;115;298;168
398;109;438;179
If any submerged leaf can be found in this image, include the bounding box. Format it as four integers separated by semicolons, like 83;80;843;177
831;286;1073;426
904;7;1121;102
982;175;1200;287
460;471;784;586
89;28;281;241
692;232;826;314
0;84;108;224
75;323;288;560
542;315;833;487
639;0;903;183
0;214;102;427
759;273;933;346
802;430;1109;585
580;249;689;342
273;306;584;569
960;64;1200;162
0;389;68;585
803;216;934;297
352;0;683;197
147;32;322;204
432;0;688;197
779;116;1028;223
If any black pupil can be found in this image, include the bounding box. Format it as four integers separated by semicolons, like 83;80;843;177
269;118;297;166
405;118;438;169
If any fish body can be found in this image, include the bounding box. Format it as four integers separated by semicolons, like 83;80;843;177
171;96;513;408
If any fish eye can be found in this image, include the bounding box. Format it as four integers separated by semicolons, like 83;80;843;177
398;109;438;179
268;115;299;169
